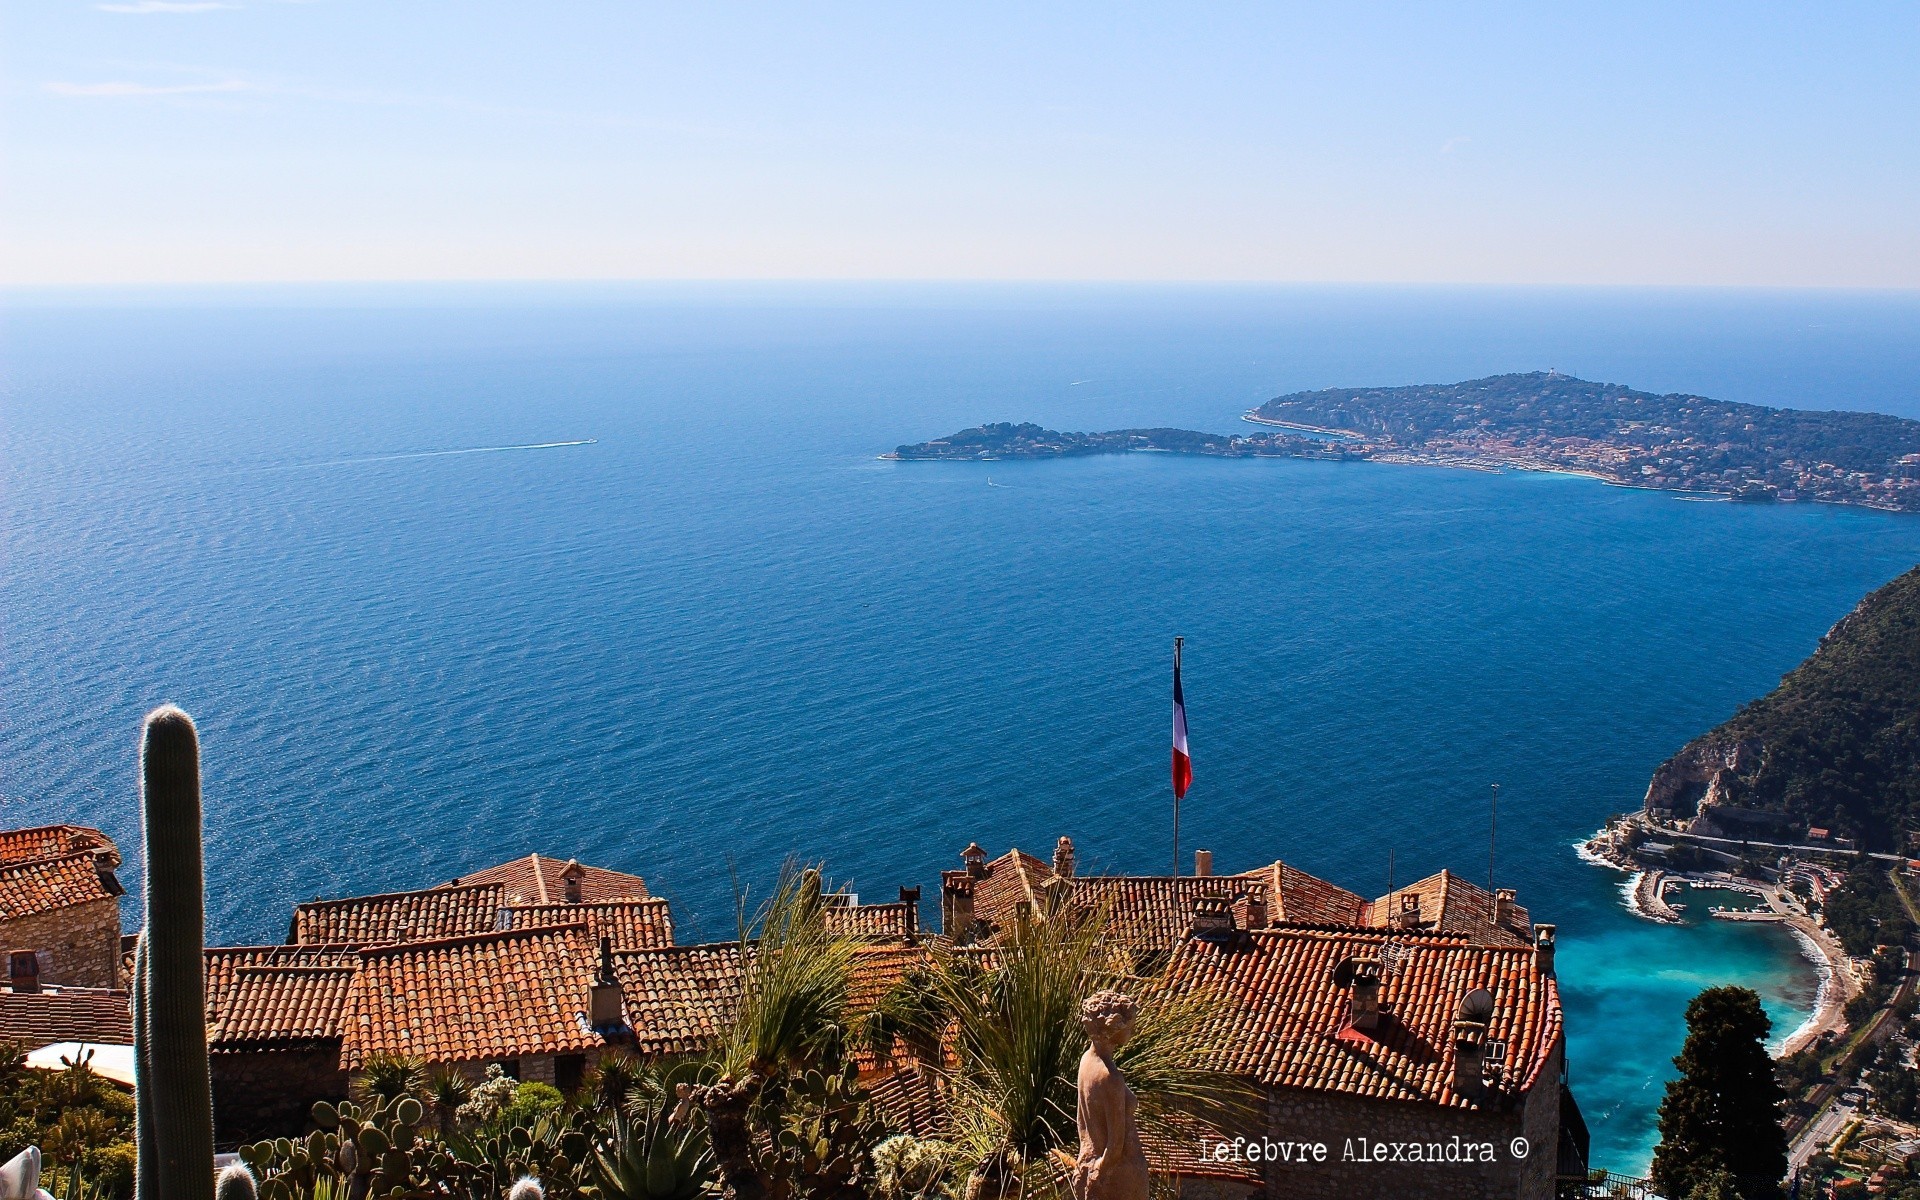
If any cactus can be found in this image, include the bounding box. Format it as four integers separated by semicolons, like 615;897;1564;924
213;1164;256;1200
134;705;215;1200
507;1180;545;1200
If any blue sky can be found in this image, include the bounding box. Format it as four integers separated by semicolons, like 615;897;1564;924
4;2;1917;285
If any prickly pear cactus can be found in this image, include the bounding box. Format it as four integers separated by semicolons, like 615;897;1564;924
238;1095;448;1200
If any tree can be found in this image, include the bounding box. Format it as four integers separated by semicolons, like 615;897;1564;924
1651;987;1788;1200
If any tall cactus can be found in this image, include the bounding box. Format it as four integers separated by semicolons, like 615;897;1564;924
135;705;216;1200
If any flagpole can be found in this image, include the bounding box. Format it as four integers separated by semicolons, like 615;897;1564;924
1172;636;1183;877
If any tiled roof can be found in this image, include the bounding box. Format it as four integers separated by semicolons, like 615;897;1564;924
508;899;675;950
824;900;918;942
214;966;356;1046
611;942;746;1058
0;853;114;921
204;945;359;1050
343;924;602;1067
1070;876;1271;954
869;1065;947;1136
1166;926;1562;1107
1369;870;1533;947
1236;860;1369;926
291;883;506;946
610;941;928;1060
0;825;117;869
442;854;648;905
0;987;133;1050
969;849;1055;930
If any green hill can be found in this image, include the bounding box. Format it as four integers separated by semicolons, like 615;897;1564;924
1645;565;1920;851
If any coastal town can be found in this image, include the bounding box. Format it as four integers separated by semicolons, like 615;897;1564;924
1584;803;1920;1196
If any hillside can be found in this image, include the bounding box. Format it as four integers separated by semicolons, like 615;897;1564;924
1253;372;1920;509
1644;565;1920;850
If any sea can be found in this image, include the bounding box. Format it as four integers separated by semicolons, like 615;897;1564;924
7;282;1920;1173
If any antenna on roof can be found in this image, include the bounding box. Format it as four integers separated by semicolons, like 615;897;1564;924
1488;783;1500;895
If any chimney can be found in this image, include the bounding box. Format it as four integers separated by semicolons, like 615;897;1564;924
962;842;988;879
589;935;623;1029
899;886;921;942
562;860;585;904
1494;888;1516;927
1398;893;1422;929
1053;836;1076;879
1348;958;1383;1031
1533;924;1556;975
1189;894;1234;939
1451;988;1495;1101
1243;891;1270;929
1194;849;1213;877
8;950;40;994
942;877;976;941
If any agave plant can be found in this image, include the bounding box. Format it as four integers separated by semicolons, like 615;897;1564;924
590;1105;712;1200
425;1067;473;1139
351;1053;428;1106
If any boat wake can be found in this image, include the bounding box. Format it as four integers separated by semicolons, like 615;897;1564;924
271;439;597;471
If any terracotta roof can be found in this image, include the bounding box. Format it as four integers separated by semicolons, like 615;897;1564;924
344;924;602;1067
291;883;506;946
0;987;133;1050
824;900;918;942
1167;926;1562;1107
1070;876;1271;954
508;899;675;950
442;854;648;905
609;941;926;1060
1236;860;1369;926
0;853;114;921
213;966;356;1046
611;942;746;1058
0;825;118;869
869;1064;947;1136
204;945;359;1050
1369;871;1532;947
943;848;1057;936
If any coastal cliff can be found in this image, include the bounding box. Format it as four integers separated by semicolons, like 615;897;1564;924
1642;564;1920;850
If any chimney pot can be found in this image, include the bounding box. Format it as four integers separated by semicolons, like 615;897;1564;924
1533;924;1556;975
1053;836;1076;879
589;935;623;1029
1348;959;1383;1031
898;886;921;942
8;950;41;993
1194;850;1213;877
962;843;988;879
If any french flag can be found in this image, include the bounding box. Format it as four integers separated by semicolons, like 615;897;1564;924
1172;642;1192;800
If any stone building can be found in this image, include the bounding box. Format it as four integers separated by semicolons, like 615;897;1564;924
939;839;1584;1199
0;824;126;989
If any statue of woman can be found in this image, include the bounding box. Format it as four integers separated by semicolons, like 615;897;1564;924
1071;989;1151;1200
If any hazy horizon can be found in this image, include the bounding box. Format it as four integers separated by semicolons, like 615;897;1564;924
6;3;1917;288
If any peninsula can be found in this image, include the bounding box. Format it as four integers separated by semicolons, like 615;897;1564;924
890;372;1920;511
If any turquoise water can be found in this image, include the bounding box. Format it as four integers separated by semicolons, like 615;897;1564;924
6;283;1920;1172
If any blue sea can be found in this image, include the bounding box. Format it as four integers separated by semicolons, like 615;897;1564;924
7;283;1920;1172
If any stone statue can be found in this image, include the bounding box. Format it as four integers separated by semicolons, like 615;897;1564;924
1071;990;1150;1200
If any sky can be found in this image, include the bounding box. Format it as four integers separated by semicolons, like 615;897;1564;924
3;3;1918;287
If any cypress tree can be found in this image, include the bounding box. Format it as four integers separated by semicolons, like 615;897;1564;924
1650;986;1788;1200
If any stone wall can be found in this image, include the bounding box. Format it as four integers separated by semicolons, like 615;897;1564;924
213;1045;349;1144
1244;1043;1564;1200
0;896;122;988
